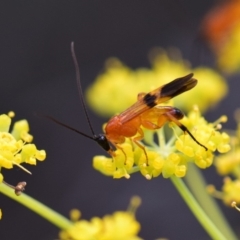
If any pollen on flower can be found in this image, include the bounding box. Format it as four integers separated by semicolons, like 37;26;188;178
145;174;151;180
113;169;130;179
231;201;240;212
70;209;81;222
219;115;228;123
8;111;15;118
231;201;237;208
0;113;46;176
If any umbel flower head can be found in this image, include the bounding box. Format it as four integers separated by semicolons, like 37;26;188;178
209;110;240;206
208;177;240;206
215;110;240;176
59;196;142;240
86;49;227;116
0;112;46;176
93;107;230;179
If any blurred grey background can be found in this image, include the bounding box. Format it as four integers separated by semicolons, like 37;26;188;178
0;1;239;239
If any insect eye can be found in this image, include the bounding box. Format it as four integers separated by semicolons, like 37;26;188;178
94;134;111;151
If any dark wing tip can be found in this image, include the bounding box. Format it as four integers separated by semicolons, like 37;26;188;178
185;73;194;78
161;73;197;99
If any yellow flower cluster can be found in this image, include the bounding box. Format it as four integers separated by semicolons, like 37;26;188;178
210;114;240;206
222;177;240;205
59;197;142;240
0;112;46;175
208;177;240;207
93;107;230;179
217;22;240;73
176;109;230;167
215;149;240;176
215;115;240;176
86;51;227;116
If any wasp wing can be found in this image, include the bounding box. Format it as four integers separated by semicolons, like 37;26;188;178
118;73;197;123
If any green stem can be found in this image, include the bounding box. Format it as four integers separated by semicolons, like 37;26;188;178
170;176;227;240
0;183;72;230
128;166;140;174
185;164;237;240
232;165;240;179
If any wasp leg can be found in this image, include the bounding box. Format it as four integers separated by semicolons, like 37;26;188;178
132;127;149;165
108;142;128;164
116;143;128;163
141;119;165;130
107;148;116;158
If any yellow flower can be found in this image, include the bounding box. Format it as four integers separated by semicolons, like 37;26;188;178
0;112;46;175
208;112;240;207
217;22;240;73
60;212;141;240
86;58;152;117
207;177;240;207
215;115;240;176
176;68;227;112
222;177;240;206
215;149;240;176
208;178;240;206
59;197;142;240
86;50;227;117
0;209;2;219
93;107;230;179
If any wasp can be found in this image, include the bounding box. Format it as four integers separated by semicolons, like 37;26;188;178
46;42;207;164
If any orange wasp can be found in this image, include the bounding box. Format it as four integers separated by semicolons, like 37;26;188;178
47;42;207;163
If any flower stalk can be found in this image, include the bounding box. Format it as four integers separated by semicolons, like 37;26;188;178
185;163;237;240
170;176;228;240
0;183;72;229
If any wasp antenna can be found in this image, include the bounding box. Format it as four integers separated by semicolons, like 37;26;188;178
181;125;208;151
35;112;95;141
70;42;96;136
